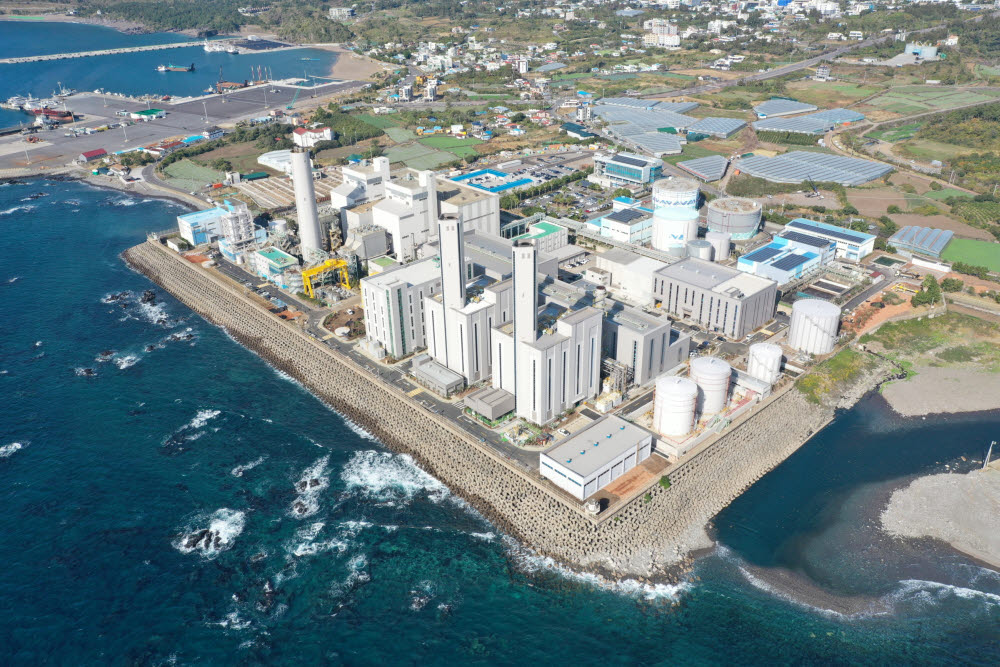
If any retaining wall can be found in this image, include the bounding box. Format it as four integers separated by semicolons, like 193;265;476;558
124;239;838;577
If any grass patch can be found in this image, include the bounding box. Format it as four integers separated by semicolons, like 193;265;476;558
384;126;417;142
661;144;719;165
923;187;973;201
869;123;923;143
941;238;1000;272
358;114;399;129
860;312;1000;371
417;135;483;158
898;138;977;161
162;159;224;192
796;348;877;405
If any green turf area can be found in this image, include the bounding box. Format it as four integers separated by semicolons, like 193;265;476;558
417;135;483;158
661;144;718;165
358;114;399;129
551;72;590;81
922;187;973;201
383;143;456;169
384;126;417;142
869;123;923;142
465;93;514;100
162;160;224;193
950;199;1000;225
898;138;975;161
941;238;1000;272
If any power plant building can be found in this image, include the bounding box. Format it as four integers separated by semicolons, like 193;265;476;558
706;197;762;241
539;415;652;500
783;218;876;261
330;157;391;209
361;256;444;359
590;152;664;189
653;258;777;339
601;304;690;386
788;298;841;355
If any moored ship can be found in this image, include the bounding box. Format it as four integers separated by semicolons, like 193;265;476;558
156;63;195;72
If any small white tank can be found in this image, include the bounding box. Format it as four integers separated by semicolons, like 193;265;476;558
690;357;732;415
747;343;783;385
653;376;699;437
705;231;731;261
687;240;714;261
269;218;289;236
788;299;841;355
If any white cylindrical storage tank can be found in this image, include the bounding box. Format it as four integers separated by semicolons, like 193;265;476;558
747;342;783;385
788;299;841;355
687;240;714;261
652;177;700;210
651;206;700;252
653;376;699;437
269;218;289;236
705;231;731;261
690;356;732;415
706;197;762;241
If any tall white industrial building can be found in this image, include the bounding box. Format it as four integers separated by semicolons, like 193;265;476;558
491;241;603;425
329;156;390;209
361;257;443;359
290;148;324;263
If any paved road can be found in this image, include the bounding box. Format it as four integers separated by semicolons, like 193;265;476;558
843;265;897;312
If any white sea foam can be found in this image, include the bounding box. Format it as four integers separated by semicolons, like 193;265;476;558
340;450;448;504
343;418;378;442
137;301;172;325
338;519;373;538
187;409;221;430
211;610;251;631
469;531;497;542
109;197;140;207
74;367;97;377
288;455;330;519
287;520;350;557
0;204;35;216
6;276;19;284
173;508;247;558
231;456;266;478
0;441;27;458
113;354;140;370
894;579;1000;609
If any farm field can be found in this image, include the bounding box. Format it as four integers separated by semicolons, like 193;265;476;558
869;122;922;142
162;159;225;193
417;135;484;158
785;80;881;108
358;114;399;129
950;199;1000;226
922;187;973;201
383;142;456;169
942;238;1000;271
859;86;1000;117
897;138;977;161
661;143;720;165
384;127;417;142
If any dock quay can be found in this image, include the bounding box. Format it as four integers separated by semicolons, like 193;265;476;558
123;237;889;577
0;42;201;65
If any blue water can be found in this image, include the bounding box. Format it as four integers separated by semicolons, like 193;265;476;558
0;22;340;127
2;178;998;663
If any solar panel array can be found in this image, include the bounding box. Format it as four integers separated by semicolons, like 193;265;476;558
753;99;817;117
889;225;955;257
786;218;868;244
778;230;832;248
736;151;893;186
613;153;650;168
677;154;729;181
743;245;783;263
771;253;810;271
606;208;647;223
687;117;747;137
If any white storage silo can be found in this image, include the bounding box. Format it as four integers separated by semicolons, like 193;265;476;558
653;177;700;210
651;206;700;252
706;197;762;241
653;376;699;437
788;299;841;355
687;240;714;261
747;343;783;385
690;357;732;415
705;231;731;261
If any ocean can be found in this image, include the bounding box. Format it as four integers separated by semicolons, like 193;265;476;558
1;177;998;662
0;22;341;128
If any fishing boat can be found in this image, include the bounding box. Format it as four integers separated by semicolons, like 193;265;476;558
156;63;196;72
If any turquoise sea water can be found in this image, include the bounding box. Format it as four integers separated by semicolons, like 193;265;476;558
1;178;998;663
0;22;340;128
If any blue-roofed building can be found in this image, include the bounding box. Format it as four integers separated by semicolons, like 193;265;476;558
737;236;823;283
785;218;876;261
177;207;227;246
888;225;954;258
591;152;663;188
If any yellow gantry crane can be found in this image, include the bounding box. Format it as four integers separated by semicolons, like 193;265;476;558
302;258;351;298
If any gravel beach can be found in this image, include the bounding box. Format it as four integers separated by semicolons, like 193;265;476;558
881;468;1000;569
880;366;1000;417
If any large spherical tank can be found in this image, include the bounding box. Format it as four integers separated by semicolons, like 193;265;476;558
747;342;783;385
687;240;714;261
689;357;732;415
651;206;700;251
652;177;700;210
653;376;699;437
788;299;841;355
705;231;731;262
706;197;762;241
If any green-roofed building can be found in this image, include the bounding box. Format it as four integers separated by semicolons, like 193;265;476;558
514;220;568;254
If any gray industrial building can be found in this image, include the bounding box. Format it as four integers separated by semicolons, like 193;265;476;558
652;258;777;339
601;303;690;386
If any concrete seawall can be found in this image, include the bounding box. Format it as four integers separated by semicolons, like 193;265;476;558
124;239;855;577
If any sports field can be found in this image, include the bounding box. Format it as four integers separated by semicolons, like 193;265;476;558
384;127;417;142
417;135;483;158
942;238;1000;272
383;143;456;170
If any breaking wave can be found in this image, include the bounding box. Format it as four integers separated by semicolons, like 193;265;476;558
0;441;27;458
186;409;221;430
173;508;246;558
231;456;266;478
893;579;1000;609
289;456;330;519
113;354;140;370
340;450;448;505
0;204;35;216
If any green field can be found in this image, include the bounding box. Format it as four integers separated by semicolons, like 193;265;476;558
942;238;1000;272
785;81;881;108
162;160;224;193
661;144;719;165
923;187;973;201
358;114;399;129
383;143;456;169
417;135;483;158
384;126;417;142
864;86;1000;116
898;138;976;161
869;122;923;142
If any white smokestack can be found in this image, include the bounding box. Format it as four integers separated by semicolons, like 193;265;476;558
291;147;322;262
438;214;465;312
513;240;537;344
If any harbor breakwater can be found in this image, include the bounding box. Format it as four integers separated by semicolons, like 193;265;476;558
123;238;887;578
